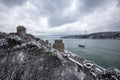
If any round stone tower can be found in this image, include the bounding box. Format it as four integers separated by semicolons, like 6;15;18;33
17;26;26;37
53;39;64;52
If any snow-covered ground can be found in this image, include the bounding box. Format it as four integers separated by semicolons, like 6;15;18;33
0;32;120;80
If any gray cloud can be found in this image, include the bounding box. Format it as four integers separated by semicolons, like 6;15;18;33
80;0;106;12
106;21;120;31
30;0;74;26
92;20;120;33
0;0;26;7
117;0;120;6
0;0;120;35
34;0;109;27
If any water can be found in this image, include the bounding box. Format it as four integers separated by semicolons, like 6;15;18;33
39;35;120;69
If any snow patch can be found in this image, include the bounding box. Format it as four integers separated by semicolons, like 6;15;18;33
9;35;22;41
17;52;25;63
0;39;8;46
39;58;44;61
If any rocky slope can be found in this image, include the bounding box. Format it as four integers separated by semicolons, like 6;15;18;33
0;32;120;80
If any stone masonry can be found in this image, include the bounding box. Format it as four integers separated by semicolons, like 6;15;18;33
17;26;26;37
53;39;64;52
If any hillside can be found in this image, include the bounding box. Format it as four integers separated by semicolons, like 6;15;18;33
62;31;120;39
0;31;120;80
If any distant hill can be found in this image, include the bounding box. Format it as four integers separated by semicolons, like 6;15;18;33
62;31;120;39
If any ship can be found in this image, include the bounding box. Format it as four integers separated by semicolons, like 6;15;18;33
78;44;85;48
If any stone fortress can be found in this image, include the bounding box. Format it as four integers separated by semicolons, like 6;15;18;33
0;25;119;80
17;26;26;37
15;26;120;79
53;39;64;52
16;26;65;52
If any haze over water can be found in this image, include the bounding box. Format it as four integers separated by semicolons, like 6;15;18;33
41;35;120;69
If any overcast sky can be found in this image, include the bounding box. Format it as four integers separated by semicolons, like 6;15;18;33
0;0;120;35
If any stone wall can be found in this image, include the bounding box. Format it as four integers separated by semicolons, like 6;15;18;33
53;40;64;52
17;26;26;37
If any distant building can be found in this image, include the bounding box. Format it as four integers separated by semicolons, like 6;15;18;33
53;39;64;52
17;26;26;36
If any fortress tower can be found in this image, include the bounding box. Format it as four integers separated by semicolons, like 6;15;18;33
53;39;64;52
17;26;26;37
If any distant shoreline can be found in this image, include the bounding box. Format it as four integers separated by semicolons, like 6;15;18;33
62;37;120;40
61;31;120;40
